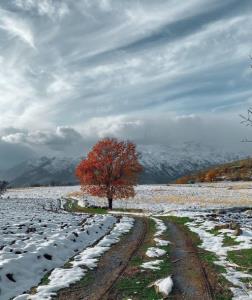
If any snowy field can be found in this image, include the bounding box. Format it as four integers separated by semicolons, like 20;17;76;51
0;196;119;300
66;182;252;211
1;183;252;299
5;182;252;212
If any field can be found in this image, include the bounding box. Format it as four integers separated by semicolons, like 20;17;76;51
69;182;252;210
1;183;252;299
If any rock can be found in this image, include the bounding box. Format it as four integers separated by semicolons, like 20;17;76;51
26;227;36;233
244;210;252;216
234;228;243;236
214;224;229;230
6;273;16;282
215;209;226;215
43;253;52;260
214;222;242;233
207;213;218;218
229;222;240;230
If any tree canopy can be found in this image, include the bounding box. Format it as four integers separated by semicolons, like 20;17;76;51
76;138;142;209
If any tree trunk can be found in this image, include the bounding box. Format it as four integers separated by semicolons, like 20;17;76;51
108;198;113;210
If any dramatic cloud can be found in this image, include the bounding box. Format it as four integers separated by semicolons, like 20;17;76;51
0;0;252;168
14;0;69;19
0;9;35;48
79;113;252;152
1;126;84;157
0;140;35;169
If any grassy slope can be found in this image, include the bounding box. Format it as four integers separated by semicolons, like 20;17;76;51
175;157;252;183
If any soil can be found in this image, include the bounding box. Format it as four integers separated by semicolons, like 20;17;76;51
54;217;230;300
54;217;147;300
164;220;214;300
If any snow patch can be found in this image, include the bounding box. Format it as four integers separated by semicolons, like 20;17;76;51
151;217;167;237
20;217;134;300
154;237;170;246
151;276;173;298
141;260;163;270
146;247;166;258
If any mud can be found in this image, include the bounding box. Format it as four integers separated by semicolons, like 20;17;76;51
54;217;147;300
164;220;213;300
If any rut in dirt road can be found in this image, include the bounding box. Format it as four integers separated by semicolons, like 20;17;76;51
165;220;214;300
54;217;147;300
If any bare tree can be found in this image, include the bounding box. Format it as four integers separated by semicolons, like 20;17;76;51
240;108;252;142
0;181;8;197
240;56;252;141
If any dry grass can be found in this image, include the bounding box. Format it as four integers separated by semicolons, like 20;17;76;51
67;191;84;198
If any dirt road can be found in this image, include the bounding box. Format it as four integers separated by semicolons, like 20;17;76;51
55;217;147;300
164;220;214;300
54;216;230;300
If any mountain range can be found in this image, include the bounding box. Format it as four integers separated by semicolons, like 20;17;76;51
0;142;247;187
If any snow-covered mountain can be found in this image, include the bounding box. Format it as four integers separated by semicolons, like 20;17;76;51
1;142;247;187
3;157;81;187
139;142;245;183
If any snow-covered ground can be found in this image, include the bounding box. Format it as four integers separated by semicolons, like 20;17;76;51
4;185;78;200
169;209;252;300
1;183;252;299
15;216;134;300
4;182;252;211
71;182;252;211
0;196;117;300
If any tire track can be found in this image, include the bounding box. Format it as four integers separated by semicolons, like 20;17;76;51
55;217;147;300
164;220;213;300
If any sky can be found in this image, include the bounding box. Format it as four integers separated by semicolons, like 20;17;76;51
0;0;252;169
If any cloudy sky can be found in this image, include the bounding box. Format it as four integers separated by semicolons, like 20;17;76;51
0;0;252;169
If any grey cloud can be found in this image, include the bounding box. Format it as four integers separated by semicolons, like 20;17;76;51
6;0;69;19
0;140;35;170
116;0;251;53
2;127;83;150
80;114;252;153
4;113;252;157
1;112;252;170
0;0;252;168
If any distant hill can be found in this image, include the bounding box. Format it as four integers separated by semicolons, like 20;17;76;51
175;158;252;184
0;142;247;187
138;142;244;184
4;157;80;187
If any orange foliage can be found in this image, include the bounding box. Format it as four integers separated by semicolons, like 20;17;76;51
205;169;217;182
76;138;143;208
176;177;189;184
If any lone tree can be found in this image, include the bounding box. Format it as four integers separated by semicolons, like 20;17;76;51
76;138;142;209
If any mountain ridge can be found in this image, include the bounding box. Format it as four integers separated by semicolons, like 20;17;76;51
1;143;247;187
